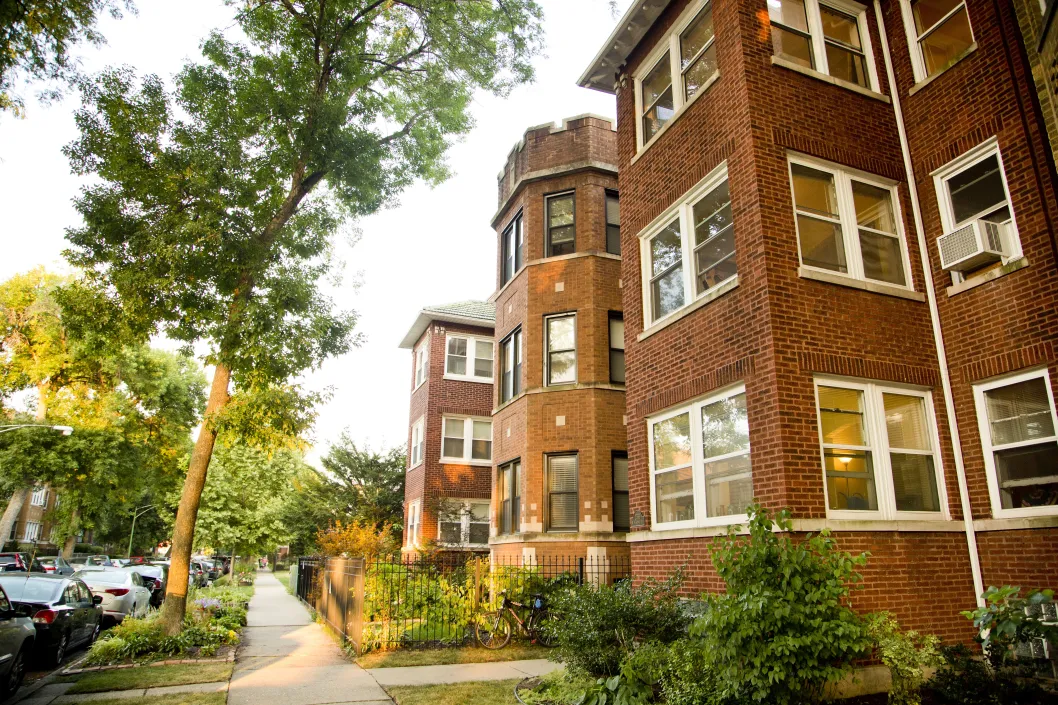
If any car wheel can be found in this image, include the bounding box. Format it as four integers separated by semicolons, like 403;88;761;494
89;621;101;645
53;632;68;667
5;644;26;697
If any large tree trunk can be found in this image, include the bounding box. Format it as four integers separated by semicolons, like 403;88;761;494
0;384;50;550
61;506;80;559
160;363;231;635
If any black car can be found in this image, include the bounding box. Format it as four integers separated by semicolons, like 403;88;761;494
0;574;103;666
0;554;45;573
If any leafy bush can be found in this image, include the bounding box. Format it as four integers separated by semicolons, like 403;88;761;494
962;586;1058;671
545;571;688;678
84;617;183;664
317;520;398;560
685;504;871;705
925;643;1052;705
868;613;941;705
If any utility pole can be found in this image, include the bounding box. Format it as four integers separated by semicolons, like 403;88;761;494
127;505;154;558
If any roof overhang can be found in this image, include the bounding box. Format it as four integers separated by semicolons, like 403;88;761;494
398;311;495;349
578;0;673;94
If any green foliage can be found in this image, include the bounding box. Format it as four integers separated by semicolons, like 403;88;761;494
868;613;942;705
687;504;871;704
925;643;1053;705
962;586;1058;670
545;571;689;678
519;670;598;705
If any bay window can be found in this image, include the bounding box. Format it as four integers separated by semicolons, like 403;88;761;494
410;417;424;468
498;460;521;535
441;416;492;464
547;454;579;531
502;212;524;286
500;328;522;403
414;338;428;389
546;193;575;257
445;334;493;382
609;313;625;384
546;314;576;386
613;453;630;532
406;501;421;547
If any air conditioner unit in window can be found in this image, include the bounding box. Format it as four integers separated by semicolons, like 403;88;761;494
937;219;1007;272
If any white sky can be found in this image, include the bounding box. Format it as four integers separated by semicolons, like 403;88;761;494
0;0;630;466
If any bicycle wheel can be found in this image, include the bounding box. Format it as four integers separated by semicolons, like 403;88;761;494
528;609;557;647
475;611;513;649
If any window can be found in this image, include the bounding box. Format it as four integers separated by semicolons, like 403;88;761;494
500;329;523;403
23;521;41;542
441;417;492;464
547;454;579;531
769;0;878;90
789;156;911;288
497;460;521;535
410;417;424;468
414;338;429;389
635;0;718;149
901;0;973;82
606;192;621;255
445;334;493;382
815;378;944;518
406;502;421;547
933;140;1021;280
30;488;47;507
546;193;575;256
641;166;737;327
613;453;630;532
609;314;625;384
973;369;1058;518
545;314;576;385
502;212;525;285
439;501;491;546
649;385;754;529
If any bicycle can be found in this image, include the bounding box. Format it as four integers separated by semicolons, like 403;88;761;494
475;591;555;649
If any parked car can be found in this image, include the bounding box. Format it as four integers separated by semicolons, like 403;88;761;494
37;556;75;576
189;561;208;588
0;574;101;667
82;555;117;568
122;564;167;607
112;558;129;568
0;554;44;573
0;583;35;697
74;570;151;625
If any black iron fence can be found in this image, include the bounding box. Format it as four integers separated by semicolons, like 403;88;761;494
295;552;631;652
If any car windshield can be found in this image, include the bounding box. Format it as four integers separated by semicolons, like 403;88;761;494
0;556;18;565
0;577;62;602
76;571;128;586
128;566;161;578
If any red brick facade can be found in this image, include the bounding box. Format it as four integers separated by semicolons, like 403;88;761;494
577;0;1058;639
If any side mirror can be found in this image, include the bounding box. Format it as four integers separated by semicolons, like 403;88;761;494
92;595;103;605
13;604;32;618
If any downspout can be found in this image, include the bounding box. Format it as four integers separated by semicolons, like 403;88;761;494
873;0;985;606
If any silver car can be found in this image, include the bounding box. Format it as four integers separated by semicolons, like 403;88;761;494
0;584;35;697
73;571;152;624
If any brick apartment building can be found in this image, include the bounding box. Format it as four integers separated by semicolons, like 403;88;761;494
487;116;630;567
7;486;59;551
1014;0;1058;167
577;0;1058;640
398;302;495;553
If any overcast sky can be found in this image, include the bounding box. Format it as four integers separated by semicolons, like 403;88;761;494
0;0;630;465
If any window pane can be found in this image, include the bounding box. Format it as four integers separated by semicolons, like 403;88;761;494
472;421;492;460
549;455;577;491
548;195;574;228
642;52;674;142
549;226;575;256
651;220;684;276
820;6;862;49
792;164;840;218
860;231;906;285
447;338;467;375
655;467;695;523
607;225;622;255
606;194;620;226
853;181;897;233
825;43;869;87
606;193;621;255
995;442;1058;509
947;155;1006;225
653;412;692;470
548;316;575;351
440;522;462;544
891;454;941;512
443;419;465;458
443;437;464;458
469;522;490;545
798;215;848;272
911;0;963;33
474;340;493;378
705;452;753;517
684;45;718;99
643;87;675;143
694;183;736;293
985;378;1056;446
681;6;715;67
609;317;625;349
919;7;973;77
702;393;750;458
548;455;578;530
819;386;868;446
610;350;626;384
769;0;810;29
824;449;877;510
884;394;932;451
651;220;685;319
549;351;576;384
772;27;813;68
613;457;629;492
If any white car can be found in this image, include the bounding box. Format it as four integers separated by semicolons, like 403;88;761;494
73;570;152;624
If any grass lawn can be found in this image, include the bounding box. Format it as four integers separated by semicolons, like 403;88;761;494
357;644;550;669
387;679;521;705
74;694;225;705
66;663;234;694
275;570;291;592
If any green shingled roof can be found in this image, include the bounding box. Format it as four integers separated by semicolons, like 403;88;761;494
399;300;495;349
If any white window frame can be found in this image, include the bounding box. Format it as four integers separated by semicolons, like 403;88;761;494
931;137;1023;284
444;334;494;383
23;521;41;542
406;501;421;547
440;415;492;466
409;417;425;469
771;0;880;92
436;500;491;547
639;162;736;329
973;368;1058;519
30;488;48;507
545;313;577;386
897;0;974;84
813;376;949;521
647;383;752;531
633;0;720;153
788;153;915;291
413;336;429;390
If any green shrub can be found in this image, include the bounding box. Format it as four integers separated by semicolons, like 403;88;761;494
962;586;1058;671
686;504;871;705
84;617;183;665
925;643;1052;705
545;571;688;678
868;613;941;705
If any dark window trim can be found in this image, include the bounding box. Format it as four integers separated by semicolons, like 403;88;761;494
497;458;522;535
545;190;576;257
612;451;630;532
499;327;523;403
501;210;525;286
605;189;621;255
608;310;625;385
544;312;577;387
545;452;579;532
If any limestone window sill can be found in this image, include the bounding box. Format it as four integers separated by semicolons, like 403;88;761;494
799;266;926;302
770;56;890;103
945;257;1029;296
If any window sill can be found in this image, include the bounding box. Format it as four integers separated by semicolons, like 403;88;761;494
798;266;925;301
439;459;493;467
442;375;494;385
413;380;427;393
493;391;526;414
907;43;978;96
638;275;740;342
945;257;1030;296
631;70;719;167
770;56;890;103
407;462;424;472
628;516;964;541
973;514;1058;531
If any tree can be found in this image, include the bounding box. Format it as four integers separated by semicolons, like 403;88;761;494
64;0;543;633
321;434;405;529
0;0;133;115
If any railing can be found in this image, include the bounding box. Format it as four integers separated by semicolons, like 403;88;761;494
295;556;366;653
